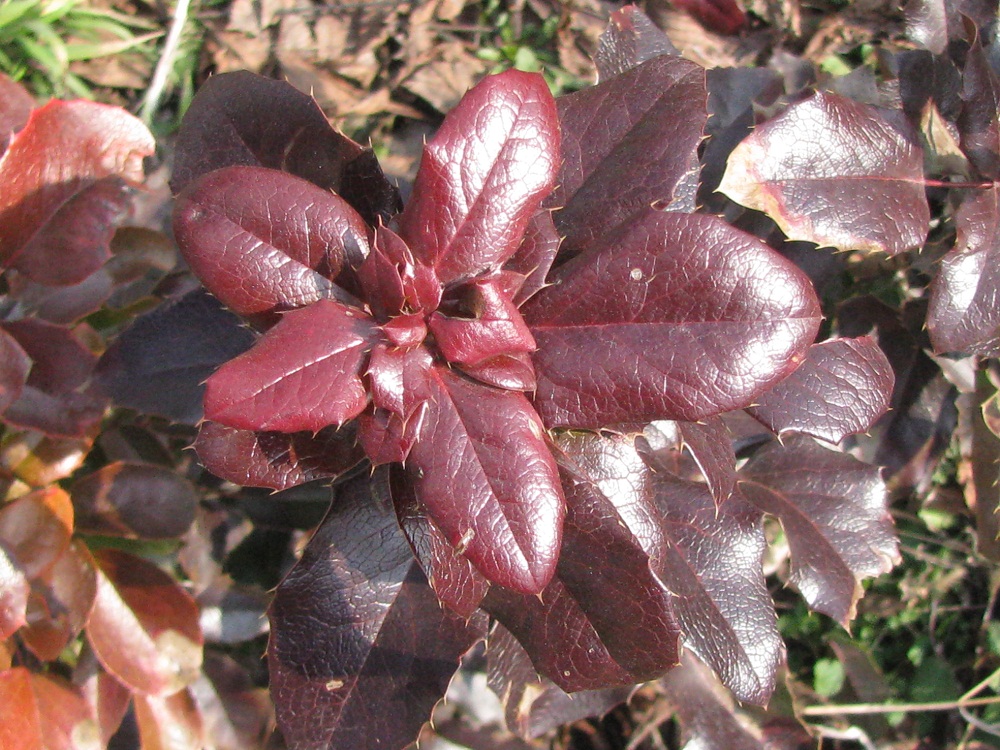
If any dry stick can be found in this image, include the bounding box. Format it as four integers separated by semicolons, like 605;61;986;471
140;0;193;124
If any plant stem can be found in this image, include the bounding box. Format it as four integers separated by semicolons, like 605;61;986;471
139;0;192;124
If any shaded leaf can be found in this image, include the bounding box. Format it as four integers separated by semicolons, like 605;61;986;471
0;327;30;414
740;437;899;625
958;24;1000;180
719;90;930;255
548;55;705;256
7;267;114;325
0;668;101;750
524;211;821;427
0;100;153;281
194;420;364;491
486;623;632;740
504;209;561;306
676;417;738;506
0;73;34;153
87;549;203;695
170;71;400;224
405;366;564;594
268;471;487;750
95;289;256;424
204;299;378;433
173;166;370;317
594;4;679;80
747;336;895;443
192;653;274;750
71;462;198;539
929;186;1000;356
398;69;559;284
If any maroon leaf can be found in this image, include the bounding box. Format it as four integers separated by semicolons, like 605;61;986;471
398;69;559;284
504;210;561;306
719;90;930;255
391;467;490;618
405;366;564;594
739;437;899;625
173;166;370;317
0;327;30;415
486;623;633;740
204;299;378;433
86;549;203;695
170;70;400;224
194;421;364;491
548;55;706;255
268;472;487;750
70;462;198;539
524;211;822;427
676;417;738;506
594;5;679;80
0;100;153;281
928;186;1000;356
673;0;748;35
0;73;33;154
747;336;895;443
958;24;1000;180
95;289;256;425
7;267;114;325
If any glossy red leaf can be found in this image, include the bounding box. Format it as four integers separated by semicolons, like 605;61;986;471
70;462;198;539
398;69;559;284
740;437;899;625
719;90;929;255
486;623;633;739
0;326;30;414
594;5;679;80
928;186;1000;356
205;299;378;433
268;472;487;750
747;336;894;443
458;351;537;392
366;343;434;418
87;549;203;695
95;289;256;425
504;209;561;306
405;366;564;594
0;100;153;281
170;71;400;224
676;417;738;507
524;211;822;427
0;73;33;154
391;467;490;618
194;420;363;491
174;166;370;317
0;668;101;750
549;55;706;255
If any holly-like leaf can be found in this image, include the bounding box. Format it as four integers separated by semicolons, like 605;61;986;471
0;668;100;750
405;366;564;594
524;211;822;427
719;90;930;255
95;289;256;425
70;462;198;539
0;327;30;415
268;472;487;750
958;24;1000;180
0;100;153;283
194;421;364;491
739;437;899;625
173;166;370;317
170;71;400;224
204;299;378;433
676;417;738;506
504;210;561;306
747;336;894;443
86;549;203;695
928;186;1000;356
594;4;679;80
398;69;559;284
549;55;706;256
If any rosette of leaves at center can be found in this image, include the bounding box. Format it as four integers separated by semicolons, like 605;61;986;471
167;25;897;750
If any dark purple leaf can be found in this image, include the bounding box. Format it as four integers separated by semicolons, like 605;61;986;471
398;69;559;284
548;55;706;256
0;73;33;154
0;327;30;415
504;210;561;306
719;90;930;255
391;467;490;618
268;472;487;750
747;336;894;443
594;5;679;80
524;211;821;427
174;166;370;317
929;186;1000;356
195;421;364;491
204;299;378;433
676;417;738;506
7;267;114;325
70;462;198;539
958;21;1000;179
1;386;106;439
0;101;153;279
170;71;400;224
740;437;899;625
486;623;632;740
95;289;256;424
405;366;563;594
